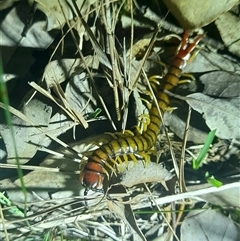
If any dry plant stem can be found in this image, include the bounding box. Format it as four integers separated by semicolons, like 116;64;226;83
101;0;121;121
144;184;180;241
179;106;192;193
129;23;161;92
71;1;117;130
142;7;182;34
85;220;120;241
4;195;88;208
127;24;162;128
175;203;185;228
164;89;186;101
133;182;239;209
6;211;101;231
170;201;177;234
0;205;9;241
53;83;87;128
121;0;135;132
5;198;87;225
72;1;112;70
127;0;134;87
0;163;80;174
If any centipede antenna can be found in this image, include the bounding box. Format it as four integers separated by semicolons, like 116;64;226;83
83;188;89;207
84;188;89;196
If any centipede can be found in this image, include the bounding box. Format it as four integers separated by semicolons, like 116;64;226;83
79;30;204;193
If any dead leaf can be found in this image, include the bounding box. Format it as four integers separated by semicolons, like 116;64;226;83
186;93;240;140
184;49;240;76
200;71;240;97
0;92;52;164
181;209;240;241
215;11;240;57
0;1;55;48
44;57;96;87
31;0;95;31
163;111;208;144
107;189;147;241
65;72;97;116
198;184;240;207
161;0;239;29
0;0;20;10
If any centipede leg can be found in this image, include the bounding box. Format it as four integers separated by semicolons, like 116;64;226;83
178;30;204;59
178;74;195;84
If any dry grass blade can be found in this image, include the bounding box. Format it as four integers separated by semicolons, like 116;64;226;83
0;163;80;174
75;1;125;121
73;2;112;71
144;184;181;241
129;23;161;92
29;81;88;129
0;206;9;241
60;2;118;130
101;0;127;121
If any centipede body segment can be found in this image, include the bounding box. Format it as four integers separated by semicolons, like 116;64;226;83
79;30;204;192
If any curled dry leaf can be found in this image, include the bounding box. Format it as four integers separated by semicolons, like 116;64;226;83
186;93;240;140
119;161;173;188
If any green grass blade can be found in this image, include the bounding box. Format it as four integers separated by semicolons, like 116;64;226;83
0;59;28;220
192;129;216;169
0;192;24;217
205;172;222;187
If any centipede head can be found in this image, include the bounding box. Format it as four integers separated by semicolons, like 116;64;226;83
79;160;105;193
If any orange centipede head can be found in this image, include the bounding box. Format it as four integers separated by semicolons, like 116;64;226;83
79;159;104;192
